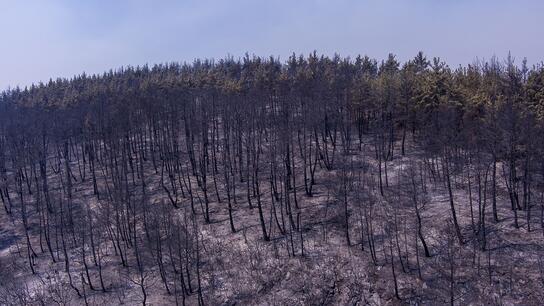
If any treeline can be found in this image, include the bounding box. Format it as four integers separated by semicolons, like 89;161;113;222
1;52;544;304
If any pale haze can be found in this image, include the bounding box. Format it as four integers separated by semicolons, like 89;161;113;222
1;0;543;90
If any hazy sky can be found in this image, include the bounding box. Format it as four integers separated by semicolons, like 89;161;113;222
1;0;543;90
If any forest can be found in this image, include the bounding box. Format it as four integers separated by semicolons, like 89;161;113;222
1;52;544;305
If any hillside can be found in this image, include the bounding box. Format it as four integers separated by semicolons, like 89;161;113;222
1;54;544;305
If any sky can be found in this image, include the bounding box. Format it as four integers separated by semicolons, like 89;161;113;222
1;0;543;90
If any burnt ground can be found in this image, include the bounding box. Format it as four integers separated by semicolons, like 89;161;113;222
1;138;544;306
